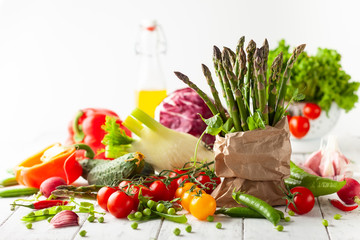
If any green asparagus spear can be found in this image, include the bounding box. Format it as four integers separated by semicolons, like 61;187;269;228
234;36;245;78
51;190;97;200
262;39;269;81
254;48;269;124
220;50;242;131
213;46;228;107
174;71;220;117
268;52;283;125
223;47;236;69
273;44;306;124
201;64;227;122
246;40;257;113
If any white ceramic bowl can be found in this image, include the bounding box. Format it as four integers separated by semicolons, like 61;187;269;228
288;102;342;153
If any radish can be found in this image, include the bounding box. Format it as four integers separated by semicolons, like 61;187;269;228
40;177;67;198
337;178;360;205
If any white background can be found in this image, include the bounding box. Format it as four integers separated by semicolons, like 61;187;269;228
0;0;359;171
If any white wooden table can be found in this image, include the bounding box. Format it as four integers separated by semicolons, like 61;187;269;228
0;136;359;240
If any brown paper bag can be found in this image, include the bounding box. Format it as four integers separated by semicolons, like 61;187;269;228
211;117;291;207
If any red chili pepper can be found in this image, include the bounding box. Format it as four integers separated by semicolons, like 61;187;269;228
66;108;131;159
11;200;68;209
329;199;358;212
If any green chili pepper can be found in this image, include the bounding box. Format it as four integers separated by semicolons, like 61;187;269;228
232;191;281;226
0;187;39;198
285;161;346;197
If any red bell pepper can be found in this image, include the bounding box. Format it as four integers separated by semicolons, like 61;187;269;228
66;108;131;159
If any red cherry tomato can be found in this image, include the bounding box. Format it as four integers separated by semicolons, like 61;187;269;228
107;191;134;218
97;186;117;211
166;179;179;200
169;169;188;178
286;186;315;215
150;180;170;201
128;185;153;209
118;180;132;189
286;114;292;123
177;175;190;187
196;172;221;194
289;116;310;139
303;103;321;120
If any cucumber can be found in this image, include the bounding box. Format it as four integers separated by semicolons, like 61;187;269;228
85;152;145;186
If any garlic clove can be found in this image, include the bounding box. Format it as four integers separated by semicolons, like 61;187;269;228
50;210;79;228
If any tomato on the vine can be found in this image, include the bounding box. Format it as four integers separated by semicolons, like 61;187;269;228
150;180;170;201
128;185;153;208
196;172;221;194
303;103;321;120
169;169;188;178
286;186;315;215
189;193;217;220
175;182;195;198
176;175;190;187
118;180;132;189
107;191;134;218
289;116;310;139
97;186;117;211
181;188;205;212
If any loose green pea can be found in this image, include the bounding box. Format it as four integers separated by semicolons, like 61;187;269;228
88;216;95;222
79;230;87;237
26;223;32;229
288;210;295;216
216;222;222;229
185;225;192;233
276;225;284;232
147;200;155;209
167;208;176;215
334;214;342;220
322;219;328;227
284;217;291;222
98;216;104;223
131;222;138;230
156;204;165;213
173;228;181;236
134;211;143;219
207;215;214;222
143;208;151;216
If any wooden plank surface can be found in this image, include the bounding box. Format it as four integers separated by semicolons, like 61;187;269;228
0;137;359;240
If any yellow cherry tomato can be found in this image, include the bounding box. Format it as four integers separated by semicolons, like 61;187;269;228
189;193;216;220
175;182;195;198
181;188;205;212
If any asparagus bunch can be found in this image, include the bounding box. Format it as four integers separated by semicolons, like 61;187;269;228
175;37;305;133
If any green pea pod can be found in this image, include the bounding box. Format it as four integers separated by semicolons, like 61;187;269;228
152;211;188;224
285;161;346;197
232;191;280;226
0;187;39;198
215;207;264;218
0;177;18;187
21;206;76;222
